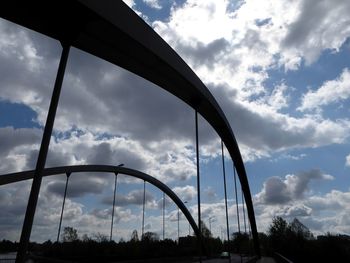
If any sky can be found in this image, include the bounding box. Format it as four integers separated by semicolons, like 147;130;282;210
0;0;350;243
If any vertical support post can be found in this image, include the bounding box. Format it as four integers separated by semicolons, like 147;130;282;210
141;180;146;239
177;207;180;243
163;192;165;240
221;141;232;263
184;201;190;236
234;165;243;263
208;217;212;233
110;163;124;241
16;44;70;263
110;173;118;241
242;190;247;234
57;172;71;242
195;110;202;261
248;218;253;257
233;165;241;233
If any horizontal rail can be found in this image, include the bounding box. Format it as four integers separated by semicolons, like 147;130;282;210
274;252;293;263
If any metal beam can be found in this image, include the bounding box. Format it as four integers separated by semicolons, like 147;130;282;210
0;165;202;246
16;44;70;263
195;111;202;261
221;141;231;263
0;1;259;256
57;172;71;242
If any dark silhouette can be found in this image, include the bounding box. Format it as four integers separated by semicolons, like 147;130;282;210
130;229;139;242
0;2;261;261
62;226;78;242
260;216;350;262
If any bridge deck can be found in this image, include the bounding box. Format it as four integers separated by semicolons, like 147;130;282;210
256;257;276;263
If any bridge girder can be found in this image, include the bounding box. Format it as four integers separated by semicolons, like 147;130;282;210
0;165;202;244
0;0;260;256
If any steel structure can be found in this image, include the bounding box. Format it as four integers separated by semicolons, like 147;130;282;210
0;0;260;260
0;165;201;240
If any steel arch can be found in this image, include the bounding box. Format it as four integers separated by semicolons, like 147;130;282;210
0;165;202;243
0;0;260;256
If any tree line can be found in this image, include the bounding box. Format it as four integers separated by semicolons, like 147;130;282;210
1;217;350;262
260;216;350;262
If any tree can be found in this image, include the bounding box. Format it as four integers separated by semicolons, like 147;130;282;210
82;234;91;242
268;216;289;253
290;218;314;240
200;220;212;238
141;231;159;242
231;232;250;254
62;226;78;242
130;230;139;242
93;232;108;242
268;216;288;238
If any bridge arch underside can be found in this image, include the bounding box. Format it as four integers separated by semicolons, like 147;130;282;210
0;165;202;243
0;0;260;256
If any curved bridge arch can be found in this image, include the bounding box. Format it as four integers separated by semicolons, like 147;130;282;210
0;0;259;256
0;165;202;243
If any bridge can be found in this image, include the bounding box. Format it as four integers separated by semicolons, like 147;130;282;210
0;1;262;262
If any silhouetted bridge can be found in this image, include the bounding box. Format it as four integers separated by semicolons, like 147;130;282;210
0;1;261;262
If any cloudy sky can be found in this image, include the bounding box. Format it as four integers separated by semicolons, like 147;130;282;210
1;0;350;242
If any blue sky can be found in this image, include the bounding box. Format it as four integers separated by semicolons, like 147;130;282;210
0;0;350;242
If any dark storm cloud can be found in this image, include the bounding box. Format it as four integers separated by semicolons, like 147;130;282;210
0;18;60;111
0;127;40;173
262;176;290;204
47;175;107;198
0;127;41;158
257;169;333;205
0;18;209;147
4;15;344;160
25;146;75;172
101;189;155;207
90;208;111;220
57;48;198;142
0;181;31;238
284;0;349;47
175;38;233;69
84;142;146;171
282;0;350;63
284;205;312;217
211;84;350;154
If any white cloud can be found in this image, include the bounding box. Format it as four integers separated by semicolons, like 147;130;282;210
251;169;350;235
152;0;350;90
254;189;350;235
299;68;350;112
282;0;350;66
204;186;218;202
143;0;162;10
1;3;350;166
218;90;350;158
151;0;350;161
0;127;198;201
102;189;156;208
270;153;307;162
0;127;41;173
47;131;197;184
346;154;350;167
172;185;197;203
266;83;290;110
